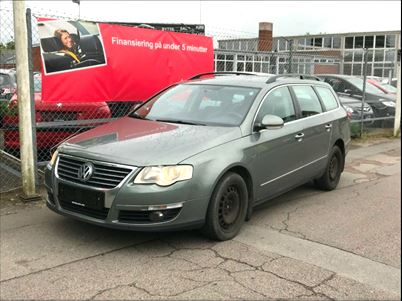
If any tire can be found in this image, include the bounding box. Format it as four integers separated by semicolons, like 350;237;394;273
201;172;248;241
315;145;344;191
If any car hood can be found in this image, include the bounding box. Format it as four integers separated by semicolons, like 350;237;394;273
339;96;372;109
11;92;108;109
60;117;242;166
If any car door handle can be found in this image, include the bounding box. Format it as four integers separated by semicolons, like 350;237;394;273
294;133;304;141
325;124;332;131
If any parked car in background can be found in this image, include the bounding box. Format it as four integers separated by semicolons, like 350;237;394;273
45;72;350;241
338;95;374;122
3;75;112;159
317;75;395;125
367;79;398;95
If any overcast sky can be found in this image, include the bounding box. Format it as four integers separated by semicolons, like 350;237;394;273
1;1;401;38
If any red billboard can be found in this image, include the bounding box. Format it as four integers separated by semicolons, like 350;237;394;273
38;20;214;102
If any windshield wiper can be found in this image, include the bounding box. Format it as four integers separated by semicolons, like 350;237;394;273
155;119;206;126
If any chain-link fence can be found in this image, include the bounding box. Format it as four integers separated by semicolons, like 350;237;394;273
0;7;400;193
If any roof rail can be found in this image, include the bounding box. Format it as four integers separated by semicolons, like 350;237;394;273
190;72;260;80
266;74;321;84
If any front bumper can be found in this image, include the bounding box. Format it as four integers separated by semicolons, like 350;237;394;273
45;163;209;232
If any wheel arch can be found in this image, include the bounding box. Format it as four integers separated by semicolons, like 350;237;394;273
211;163;255;220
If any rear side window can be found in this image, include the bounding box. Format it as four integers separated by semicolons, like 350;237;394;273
255;87;296;123
315;86;339;111
292;86;323;118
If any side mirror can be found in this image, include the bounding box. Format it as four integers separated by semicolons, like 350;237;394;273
254;114;284;132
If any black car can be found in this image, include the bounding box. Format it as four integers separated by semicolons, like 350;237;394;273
317;74;395;120
338;95;374;123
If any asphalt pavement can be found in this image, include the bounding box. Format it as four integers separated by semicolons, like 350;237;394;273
0;138;400;300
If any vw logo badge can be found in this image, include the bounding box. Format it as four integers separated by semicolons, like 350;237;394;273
77;162;94;182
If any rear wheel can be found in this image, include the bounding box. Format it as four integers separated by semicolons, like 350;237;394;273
201;172;248;241
315;145;344;191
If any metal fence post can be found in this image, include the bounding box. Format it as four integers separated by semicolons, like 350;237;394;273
394;51;401;137
289;40;293;74
12;1;39;200
360;48;368;138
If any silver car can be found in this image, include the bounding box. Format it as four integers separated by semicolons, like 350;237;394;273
45;73;351;241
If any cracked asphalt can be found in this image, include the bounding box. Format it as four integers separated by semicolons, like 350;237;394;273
0;138;400;300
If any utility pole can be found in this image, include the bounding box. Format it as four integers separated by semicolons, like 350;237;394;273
394;50;401;137
360;48;369;138
13;1;38;199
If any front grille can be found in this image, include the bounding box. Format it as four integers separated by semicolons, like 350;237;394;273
59;200;109;220
41;111;78;122
57;155;134;189
119;208;181;224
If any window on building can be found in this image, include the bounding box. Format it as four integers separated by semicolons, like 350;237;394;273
354;50;364;62
374;69;383;77
367;50;374;61
226;61;234;71
352;64;362;76
354;36;364;48
385;50;396;62
365;36;374;48
333;37;341;48
298;38;306;50
240;41;247;51
324;37;332;48
216;62;225;71
344;51;353;62
386;35;396;48
343;64;352;75
279;39;287;51
375;35;385;48
254;62;261;72
314;37;323;47
366;63;373;76
374;50;384;62
237;62;244;71
345;37;354;49
306;38;313;49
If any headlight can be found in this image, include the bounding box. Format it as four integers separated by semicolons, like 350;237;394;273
382;101;396;107
134;165;193;186
47;149;59;168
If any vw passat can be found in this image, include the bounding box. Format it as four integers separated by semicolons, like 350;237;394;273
45;73;351;240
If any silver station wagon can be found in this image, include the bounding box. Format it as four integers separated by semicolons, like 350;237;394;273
45;73;351;241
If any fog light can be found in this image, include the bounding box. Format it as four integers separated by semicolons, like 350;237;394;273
149;211;164;222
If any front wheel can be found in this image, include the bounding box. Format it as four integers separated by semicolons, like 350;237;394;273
315;145;344;191
201;172;248;241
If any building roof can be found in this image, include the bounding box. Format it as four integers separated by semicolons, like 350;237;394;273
218;30;401;42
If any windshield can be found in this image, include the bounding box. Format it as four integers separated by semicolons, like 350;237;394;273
131;84;260;126
380;82;398;93
348;77;386;94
